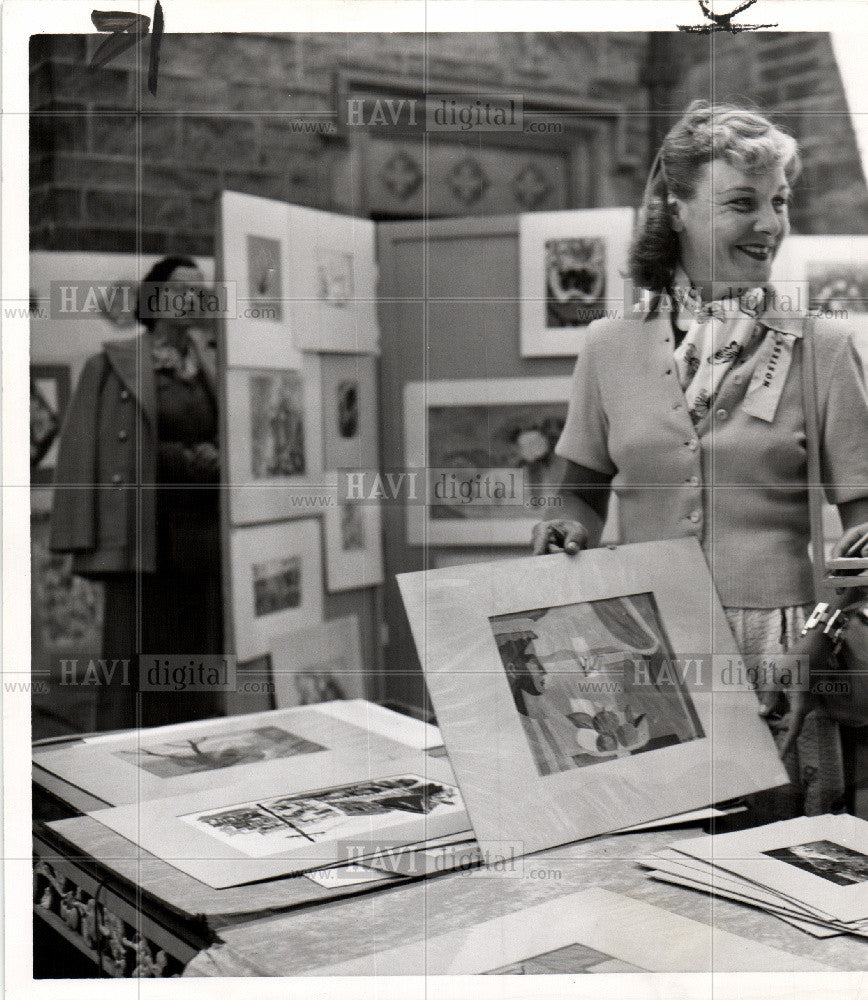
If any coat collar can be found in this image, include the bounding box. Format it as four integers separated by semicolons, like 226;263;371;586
102;329;217;428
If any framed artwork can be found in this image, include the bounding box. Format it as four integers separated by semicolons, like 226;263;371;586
397;537;788;858
228;518;323;661
286;204;380;354
323;472;384;591
270;614;366;708
404;377;573;545
519;207;634;357
30;364;70;485
320;353;379;471
33;705;411;806
773;234;868;365
225;356;323;525
86;756;468;887
218;191;301;369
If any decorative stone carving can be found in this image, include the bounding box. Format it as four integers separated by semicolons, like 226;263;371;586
379;148;423;200
33;858;181;977
446;157;489;205
512;163;552;209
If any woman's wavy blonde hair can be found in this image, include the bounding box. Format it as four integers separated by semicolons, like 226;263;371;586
628;100;801;293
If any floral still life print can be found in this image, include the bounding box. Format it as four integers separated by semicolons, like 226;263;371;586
490;593;705;776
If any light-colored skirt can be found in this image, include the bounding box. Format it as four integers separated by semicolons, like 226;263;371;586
724;605;845;818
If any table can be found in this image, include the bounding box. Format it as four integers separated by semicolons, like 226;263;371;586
32;706;868;978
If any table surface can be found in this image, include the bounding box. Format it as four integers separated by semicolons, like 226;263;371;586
38;810;868;977
33;703;868;977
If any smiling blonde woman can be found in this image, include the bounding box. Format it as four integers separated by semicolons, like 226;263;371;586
533;101;868;825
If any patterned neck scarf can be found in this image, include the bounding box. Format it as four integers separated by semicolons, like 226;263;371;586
671;269;765;425
151;332;200;382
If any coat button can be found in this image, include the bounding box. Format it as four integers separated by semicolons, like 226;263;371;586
111;473;123;484
120;389;130;401
716;408;728;420
687;475;700;487
686;439;699;451
672;401;682;410
689;510;701;523
118;429;128;442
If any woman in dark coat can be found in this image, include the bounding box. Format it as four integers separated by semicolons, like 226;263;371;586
50;256;225;730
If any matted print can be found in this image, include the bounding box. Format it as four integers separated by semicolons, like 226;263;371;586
112;725;326;778
490;592;704;777
246;234;284;321
182;774;463;858
219;191;300;368
271;615;366;708
85;756;468;887
519;208;634;356
320;353;378;470
397;538;788;858
323;474;384;591
228;518;323;661
225;358;323;525
404;377;572;545
34;704;415;807
774;234;868;363
672;813;868;925
30;364;70;484
286;204;380;354
763;840;868;887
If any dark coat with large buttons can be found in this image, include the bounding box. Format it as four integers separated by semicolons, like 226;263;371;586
49;332;216;577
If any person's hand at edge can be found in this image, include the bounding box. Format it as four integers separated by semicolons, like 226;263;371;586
531;519;589;556
831;521;868;559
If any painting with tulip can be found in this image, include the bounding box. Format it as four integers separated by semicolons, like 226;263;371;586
490;593;704;777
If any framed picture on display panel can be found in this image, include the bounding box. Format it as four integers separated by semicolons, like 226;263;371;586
774;234;868;366
397;537;789;858
218;191;301;369
270;614;366;708
404;376;573;546
225;355;323;525
228;517;323;662
286;204;380;354
519;207;634;357
30;364;71;485
322;472;384;592
320;353;379;471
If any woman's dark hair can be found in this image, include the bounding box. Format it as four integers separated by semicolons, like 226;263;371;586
628;101;801;294
135;255;198;330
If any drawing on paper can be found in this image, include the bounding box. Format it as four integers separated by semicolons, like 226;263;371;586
182;775;463;857
340;500;366;551
316;248;355;307
249;371;306;477
427;402;567;521
337;378;359;439
292;662;352;705
252;555;301;617
545;237;606;327
764;840;868;886
246;234;283;321
807;263;868;314
489;593;705;776
113;726;326;778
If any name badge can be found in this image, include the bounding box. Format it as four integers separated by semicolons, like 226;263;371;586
743;330;797;423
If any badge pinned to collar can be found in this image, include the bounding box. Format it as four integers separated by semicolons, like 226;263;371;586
743;328;797;422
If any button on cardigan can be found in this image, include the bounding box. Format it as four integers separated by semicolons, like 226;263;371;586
555;309;868;608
